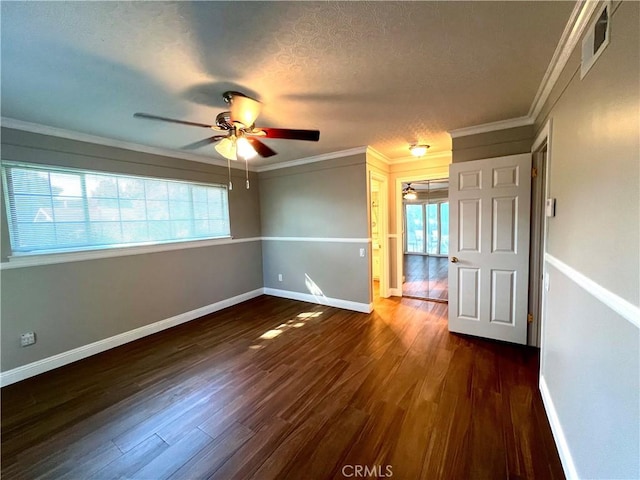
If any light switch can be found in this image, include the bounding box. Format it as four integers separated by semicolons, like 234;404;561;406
545;198;556;217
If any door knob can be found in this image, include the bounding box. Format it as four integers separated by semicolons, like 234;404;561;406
450;256;459;263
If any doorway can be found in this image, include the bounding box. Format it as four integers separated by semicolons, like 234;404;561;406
370;172;389;300
401;178;449;302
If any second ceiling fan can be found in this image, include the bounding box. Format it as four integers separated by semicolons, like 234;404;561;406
134;91;320;161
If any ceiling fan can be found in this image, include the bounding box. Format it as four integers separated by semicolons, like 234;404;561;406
133;91;320;162
403;183;417;200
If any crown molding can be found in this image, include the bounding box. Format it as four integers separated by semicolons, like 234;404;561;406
255;146;368;172
528;0;599;120
365;146;390;164
448;116;533;139
0;116;249;171
0;118;369;174
449;1;598;140
364;145;451;166
388;150;452;165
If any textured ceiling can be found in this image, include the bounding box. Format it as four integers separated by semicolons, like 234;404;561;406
1;1;575;167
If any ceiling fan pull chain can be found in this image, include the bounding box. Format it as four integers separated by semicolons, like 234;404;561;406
227;156;233;191
245;156;250;189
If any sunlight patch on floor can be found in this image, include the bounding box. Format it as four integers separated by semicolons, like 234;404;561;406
250;308;324;350
259;329;282;340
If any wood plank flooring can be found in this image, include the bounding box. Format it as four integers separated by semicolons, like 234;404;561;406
403;254;449;301
1;295;564;479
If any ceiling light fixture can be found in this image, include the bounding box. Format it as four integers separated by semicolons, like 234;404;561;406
214;136;237;161
213;133;257;190
403;183;417;200
229;94;262;128
213;134;258;161
409;144;430;157
236;137;258;160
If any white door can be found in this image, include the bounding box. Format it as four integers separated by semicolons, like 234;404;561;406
448;154;531;345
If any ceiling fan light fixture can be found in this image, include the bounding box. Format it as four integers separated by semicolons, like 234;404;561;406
236;136;258;159
214;137;237;160
403;184;417;200
409;144;429;157
134;90;320;165
230;94;262;128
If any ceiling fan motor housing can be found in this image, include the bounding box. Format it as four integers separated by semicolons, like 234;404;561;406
215;111;233;130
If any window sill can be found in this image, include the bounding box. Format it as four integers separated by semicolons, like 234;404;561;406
1;236;260;270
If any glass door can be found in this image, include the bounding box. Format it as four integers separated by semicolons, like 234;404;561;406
402;179;449;302
405;204;425;253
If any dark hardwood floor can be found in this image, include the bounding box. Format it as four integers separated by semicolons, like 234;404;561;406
1;295;564;479
403;254;449;301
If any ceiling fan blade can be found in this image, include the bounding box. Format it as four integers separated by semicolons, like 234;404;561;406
134;112;214;129
246;137;277;157
229;95;262;127
257;128;320;142
182;135;227;150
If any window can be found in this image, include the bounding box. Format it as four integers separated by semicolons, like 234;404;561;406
2;162;230;255
405;204;424;253
404;201;449;255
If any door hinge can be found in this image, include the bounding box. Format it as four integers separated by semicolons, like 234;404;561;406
527;313;534;324
531;167;538;178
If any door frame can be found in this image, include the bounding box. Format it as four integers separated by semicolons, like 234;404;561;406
530;119;553;348
395;173;449;297
370;170;390;298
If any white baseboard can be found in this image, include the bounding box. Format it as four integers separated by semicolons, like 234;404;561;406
0;288;264;387
388;288;402;297
1;287;372;387
263;288;373;314
539;374;579;480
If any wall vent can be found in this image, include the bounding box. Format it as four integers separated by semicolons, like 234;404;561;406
581;1;611;79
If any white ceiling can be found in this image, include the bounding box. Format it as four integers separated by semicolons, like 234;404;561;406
1;1;575;168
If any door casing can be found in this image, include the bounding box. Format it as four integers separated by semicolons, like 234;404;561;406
395;172;450;297
370;170;390;298
529;119;553;348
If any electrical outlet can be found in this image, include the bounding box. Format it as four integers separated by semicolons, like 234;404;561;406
278;273;283;282
21;332;36;347
359;248;366;257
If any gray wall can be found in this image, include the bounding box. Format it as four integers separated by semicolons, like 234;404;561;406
542;264;639;478
452;124;534;163
535;2;639;478
259;155;370;305
1;128;263;371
